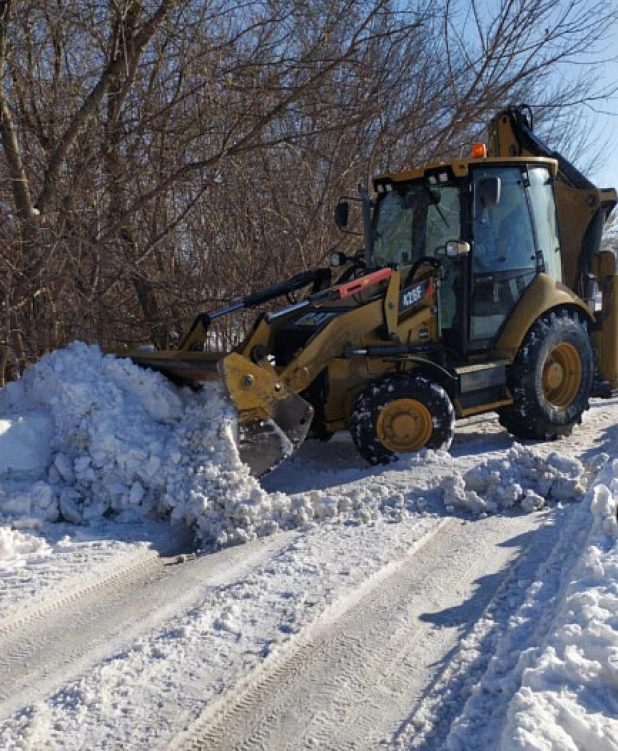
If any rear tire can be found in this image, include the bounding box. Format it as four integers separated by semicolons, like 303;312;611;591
498;310;593;440
350;374;455;465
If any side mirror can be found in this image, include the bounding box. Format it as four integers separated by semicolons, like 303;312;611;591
477;177;501;209
445;240;471;257
335;201;349;229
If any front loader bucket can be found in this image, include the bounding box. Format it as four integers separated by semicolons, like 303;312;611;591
123;348;312;476
219;353;314;477
125;350;223;384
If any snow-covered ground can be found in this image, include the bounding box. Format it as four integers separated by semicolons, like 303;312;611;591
0;345;617;749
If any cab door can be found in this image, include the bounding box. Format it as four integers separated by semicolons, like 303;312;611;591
469;166;538;349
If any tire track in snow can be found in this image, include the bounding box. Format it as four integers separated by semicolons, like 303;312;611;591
393;509;569;749
0;534;292;722
400;503;589;750
171;512;547;751
0;547;161;638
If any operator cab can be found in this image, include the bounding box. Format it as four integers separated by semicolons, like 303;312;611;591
371;153;561;355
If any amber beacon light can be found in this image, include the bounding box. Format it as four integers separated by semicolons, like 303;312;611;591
472;142;488;158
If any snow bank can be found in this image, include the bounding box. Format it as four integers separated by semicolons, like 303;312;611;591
498;463;618;750
440;443;605;515
0;344;403;551
0;344;295;546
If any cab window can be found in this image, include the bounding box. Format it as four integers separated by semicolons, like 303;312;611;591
373;183;461;268
528;166;562;281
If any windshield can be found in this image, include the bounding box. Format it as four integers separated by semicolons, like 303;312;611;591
373;181;461;267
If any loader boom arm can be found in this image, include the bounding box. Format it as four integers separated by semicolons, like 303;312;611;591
179;267;331;351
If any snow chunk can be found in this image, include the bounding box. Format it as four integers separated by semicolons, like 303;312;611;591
0;344;283;544
0;413;53;477
0;525;51;561
591;482;618;536
440;444;596;515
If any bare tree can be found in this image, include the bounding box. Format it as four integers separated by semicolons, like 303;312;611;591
0;0;615;383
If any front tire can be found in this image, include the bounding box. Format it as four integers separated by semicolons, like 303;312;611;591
350;374;455;465
498;310;593;440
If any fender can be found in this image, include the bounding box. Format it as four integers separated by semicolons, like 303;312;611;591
495;273;592;360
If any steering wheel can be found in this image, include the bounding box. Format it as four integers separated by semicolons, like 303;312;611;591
404;256;442;287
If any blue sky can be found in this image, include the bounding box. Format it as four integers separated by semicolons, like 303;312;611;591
580;25;618;189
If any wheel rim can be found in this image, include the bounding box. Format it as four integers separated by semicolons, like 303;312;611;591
542;342;582;408
376;398;433;453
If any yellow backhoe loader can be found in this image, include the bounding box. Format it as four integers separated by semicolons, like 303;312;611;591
126;105;618;476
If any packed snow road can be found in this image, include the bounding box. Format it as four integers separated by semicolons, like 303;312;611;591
0;347;617;749
173;511;555;751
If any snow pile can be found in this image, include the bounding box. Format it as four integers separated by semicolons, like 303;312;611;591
0;343;405;549
440;443;606;515
0;343;289;545
498;466;618;750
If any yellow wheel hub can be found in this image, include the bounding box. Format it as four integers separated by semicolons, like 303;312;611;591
376;398;433;453
542;343;582;408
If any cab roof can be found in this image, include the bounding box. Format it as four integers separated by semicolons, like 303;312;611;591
374;156;559;190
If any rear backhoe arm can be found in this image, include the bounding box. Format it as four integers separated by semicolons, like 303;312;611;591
487;105;617;290
488;105;596;190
